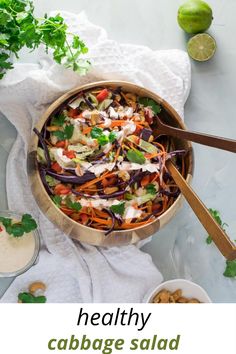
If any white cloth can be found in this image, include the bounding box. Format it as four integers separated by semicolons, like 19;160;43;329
0;11;190;303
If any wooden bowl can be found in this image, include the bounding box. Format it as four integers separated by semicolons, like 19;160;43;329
27;81;193;247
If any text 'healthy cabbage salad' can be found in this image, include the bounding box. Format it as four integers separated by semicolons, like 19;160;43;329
35;86;186;235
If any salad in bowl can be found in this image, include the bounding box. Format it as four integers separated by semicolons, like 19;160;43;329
29;81;193;246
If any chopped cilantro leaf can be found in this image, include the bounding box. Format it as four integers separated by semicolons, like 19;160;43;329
91;127;103;139
51;113;66;126
52;125;74;141
146;183;157;195
0;214;37;238
64;125;74;139
110;202;125;216
109;131;117;143
52;195;62;207
66;198;82;212
98;134;109;146
52;130;65;141
138;97;161;114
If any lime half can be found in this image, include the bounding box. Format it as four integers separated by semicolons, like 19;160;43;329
187;33;216;61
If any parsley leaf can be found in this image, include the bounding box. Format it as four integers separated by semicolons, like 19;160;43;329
127;149;146;164
206;209;228;244
110;202;125;216
66;198;82;212
52;195;62;207
51;114;66;127
138;97;161;114
223;260;236;278
146;183;157;195
0;214;37;238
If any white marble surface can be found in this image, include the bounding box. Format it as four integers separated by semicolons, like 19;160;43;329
0;0;236;301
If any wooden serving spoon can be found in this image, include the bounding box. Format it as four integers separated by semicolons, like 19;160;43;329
166;160;236;260
155;116;236;153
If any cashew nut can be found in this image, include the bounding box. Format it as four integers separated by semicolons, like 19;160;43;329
29;281;46;295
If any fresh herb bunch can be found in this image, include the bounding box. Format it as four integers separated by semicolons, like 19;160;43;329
0;0;90;79
0;213;37;237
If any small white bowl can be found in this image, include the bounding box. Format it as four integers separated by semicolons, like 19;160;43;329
146;279;212;303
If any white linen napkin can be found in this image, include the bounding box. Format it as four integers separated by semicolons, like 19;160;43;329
0;11;190;303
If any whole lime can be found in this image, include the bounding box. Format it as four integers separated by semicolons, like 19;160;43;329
177;0;213;34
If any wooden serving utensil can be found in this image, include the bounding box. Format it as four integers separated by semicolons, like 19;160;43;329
155;116;236;153
166;160;236;260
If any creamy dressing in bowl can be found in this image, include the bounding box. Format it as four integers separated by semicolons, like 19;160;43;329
0;211;40;278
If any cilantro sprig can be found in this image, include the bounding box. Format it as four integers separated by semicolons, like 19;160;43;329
52;125;74;141
146;183;157;195
0;0;90;79
138;97;161;115
52;195;62;207
0;214;37;237
91;127;116;146
66;198;82;212
51;113;66;127
110;202;125;216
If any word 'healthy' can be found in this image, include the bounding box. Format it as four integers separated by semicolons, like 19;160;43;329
47;308;181;352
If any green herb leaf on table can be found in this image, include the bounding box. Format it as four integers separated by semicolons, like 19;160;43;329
52;195;62;207
146;184;157;195
223;260;236;278
18;292;47;303
110;202;125;216
138;97;161;115
206;208;228;244
127;149;146;165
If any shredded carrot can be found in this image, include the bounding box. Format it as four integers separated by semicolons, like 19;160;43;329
77;171;115;190
90;217;113;226
120;219;153;229
83;126;92;135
